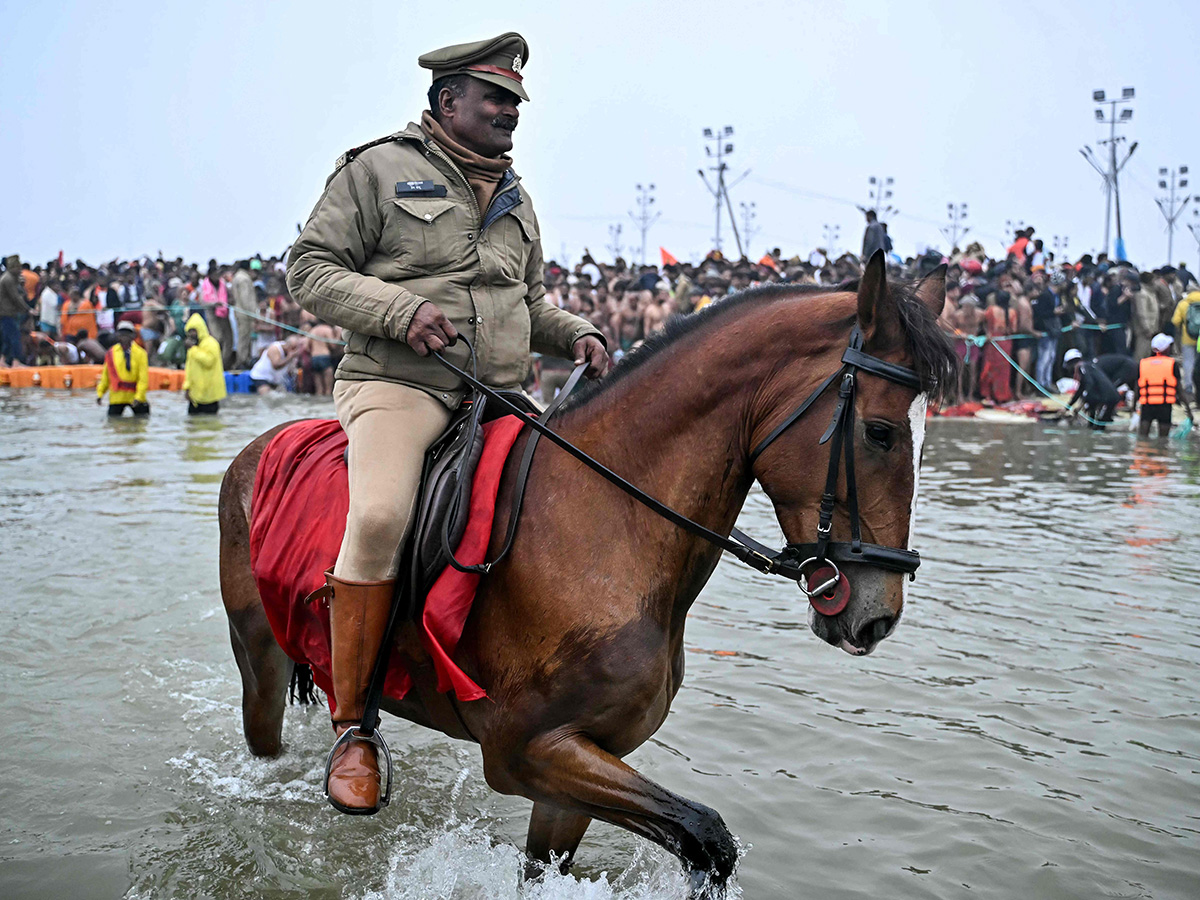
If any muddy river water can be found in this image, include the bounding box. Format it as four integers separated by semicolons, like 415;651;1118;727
1;389;1198;899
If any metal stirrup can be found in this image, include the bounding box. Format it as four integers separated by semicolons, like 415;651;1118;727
323;725;394;808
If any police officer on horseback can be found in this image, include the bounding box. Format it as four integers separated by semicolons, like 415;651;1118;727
286;32;608;815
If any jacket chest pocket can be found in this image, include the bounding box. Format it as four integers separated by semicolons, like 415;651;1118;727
489;210;538;281
384;197;461;271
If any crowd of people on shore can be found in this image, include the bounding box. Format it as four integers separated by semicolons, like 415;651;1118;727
0;252;342;413
2;228;1198;428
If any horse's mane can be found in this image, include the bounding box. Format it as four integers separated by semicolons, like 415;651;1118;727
561;280;958;412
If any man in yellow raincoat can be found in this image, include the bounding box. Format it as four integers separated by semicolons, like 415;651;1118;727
97;321;149;417
183;312;227;415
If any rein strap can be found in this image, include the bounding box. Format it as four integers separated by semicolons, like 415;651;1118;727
432;327;923;589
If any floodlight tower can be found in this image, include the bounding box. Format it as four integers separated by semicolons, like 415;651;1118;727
739;201;759;252
698;126;750;257
628;184;661;266
865;176;897;219
1079;87;1136;259
606;222;624;261
1189;206;1200;273
940;202;969;250
1155;166;1193;264
823;223;840;255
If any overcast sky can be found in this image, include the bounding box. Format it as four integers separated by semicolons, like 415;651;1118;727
3;0;1198;270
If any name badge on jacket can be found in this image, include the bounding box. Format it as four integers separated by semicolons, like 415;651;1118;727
395;181;448;197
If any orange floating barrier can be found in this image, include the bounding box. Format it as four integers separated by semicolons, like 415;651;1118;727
39;368;69;388
2;363;184;390
147;367;175;391
70;365;102;389
6;368;38;388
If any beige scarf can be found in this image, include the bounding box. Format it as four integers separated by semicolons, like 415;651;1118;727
420;111;512;215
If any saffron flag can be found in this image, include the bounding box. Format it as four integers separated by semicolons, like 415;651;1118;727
660;247;678;266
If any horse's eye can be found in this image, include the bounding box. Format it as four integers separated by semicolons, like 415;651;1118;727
865;422;893;449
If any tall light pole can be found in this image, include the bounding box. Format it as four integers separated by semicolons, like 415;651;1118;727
863;175;897;219
1079;87;1136;260
739;201;759;253
1005;219;1026;242
698;126;750;257
940;202;969;250
628;183;661;266
1189;206;1200;273
1155;166;1193;265
606;223;624;261
823;223;840;255
1052;235;1070;262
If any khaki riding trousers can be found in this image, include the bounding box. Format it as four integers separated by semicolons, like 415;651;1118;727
333;380;454;582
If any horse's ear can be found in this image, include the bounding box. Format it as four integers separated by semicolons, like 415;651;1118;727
856;250;901;349
915;264;947;316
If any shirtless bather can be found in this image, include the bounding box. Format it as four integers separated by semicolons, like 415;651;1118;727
307;321;339;395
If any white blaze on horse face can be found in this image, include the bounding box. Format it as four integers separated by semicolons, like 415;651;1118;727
907;394;928;543
903;394;928;605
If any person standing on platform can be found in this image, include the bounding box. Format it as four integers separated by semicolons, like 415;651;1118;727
230;261;258;369
1137;334;1193;438
37;278;61;339
97;321;150;417
1170;284;1200;395
861;209;887;261
1031;269;1063;388
979;288;1015;404
1131;272;1159;361
1099;271;1130;355
182;312;227;415
200;264;235;369
0;255;27;366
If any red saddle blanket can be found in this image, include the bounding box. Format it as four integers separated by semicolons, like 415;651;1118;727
248;415;525;709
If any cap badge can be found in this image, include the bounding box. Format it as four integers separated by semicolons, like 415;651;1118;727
512;55;522;74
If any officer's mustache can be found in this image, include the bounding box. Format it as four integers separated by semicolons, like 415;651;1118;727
492;116;518;132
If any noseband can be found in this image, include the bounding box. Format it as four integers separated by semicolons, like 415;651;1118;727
434;326;924;615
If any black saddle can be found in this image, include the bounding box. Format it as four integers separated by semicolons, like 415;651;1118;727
406;387;542;614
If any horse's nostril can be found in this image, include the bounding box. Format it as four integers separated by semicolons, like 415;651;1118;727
857;615;894;647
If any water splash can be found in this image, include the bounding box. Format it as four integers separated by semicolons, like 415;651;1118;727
361;823;740;900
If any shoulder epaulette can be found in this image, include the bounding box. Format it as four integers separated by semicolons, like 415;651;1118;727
331;130;408;175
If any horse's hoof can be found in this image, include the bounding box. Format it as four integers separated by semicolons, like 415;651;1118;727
687;868;726;900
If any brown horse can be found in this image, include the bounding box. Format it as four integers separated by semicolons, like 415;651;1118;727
219;255;954;894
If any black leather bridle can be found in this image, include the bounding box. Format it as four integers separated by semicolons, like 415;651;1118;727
433;325;925;610
739;325;923;606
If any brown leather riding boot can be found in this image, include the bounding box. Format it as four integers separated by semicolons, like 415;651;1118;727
325;570;394;814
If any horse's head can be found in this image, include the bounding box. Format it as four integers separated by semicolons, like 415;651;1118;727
750;252;954;656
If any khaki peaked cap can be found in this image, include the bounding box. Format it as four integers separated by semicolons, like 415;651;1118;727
418;32;530;102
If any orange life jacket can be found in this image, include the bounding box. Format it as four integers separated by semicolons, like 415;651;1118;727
1138;355;1177;405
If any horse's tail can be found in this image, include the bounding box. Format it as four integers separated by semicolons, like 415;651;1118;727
289;662;318;705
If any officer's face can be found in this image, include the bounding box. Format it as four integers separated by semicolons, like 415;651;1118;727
442;78;520;157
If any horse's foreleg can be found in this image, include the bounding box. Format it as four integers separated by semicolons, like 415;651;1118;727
524;801;592;878
488;735;738;893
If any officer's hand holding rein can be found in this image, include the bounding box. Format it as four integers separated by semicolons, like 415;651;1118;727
572;335;609;379
407;301;459;356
